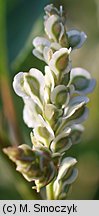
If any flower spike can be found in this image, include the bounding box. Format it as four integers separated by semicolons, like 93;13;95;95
4;4;95;199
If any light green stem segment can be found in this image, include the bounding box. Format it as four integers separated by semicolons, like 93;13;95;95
46;181;54;200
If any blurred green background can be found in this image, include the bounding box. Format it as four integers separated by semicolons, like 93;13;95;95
0;0;99;200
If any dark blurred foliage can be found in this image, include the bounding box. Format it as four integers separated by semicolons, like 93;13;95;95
0;0;99;199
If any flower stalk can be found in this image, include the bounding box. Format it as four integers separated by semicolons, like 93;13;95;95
3;4;96;200
46;181;54;200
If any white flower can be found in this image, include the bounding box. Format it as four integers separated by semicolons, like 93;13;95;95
53;157;78;199
13;72;29;98
50;128;72;153
13;68;45;110
49;48;71;77
44;14;60;41
67;30;87;49
56;96;89;134
69;67;96;95
33;37;51;62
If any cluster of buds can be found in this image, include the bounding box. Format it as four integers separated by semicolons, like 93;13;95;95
4;4;95;199
4;145;57;193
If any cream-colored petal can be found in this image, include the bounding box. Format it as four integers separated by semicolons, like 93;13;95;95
23;98;42;128
49;48;71;77
69;67;96;94
13;72;29;98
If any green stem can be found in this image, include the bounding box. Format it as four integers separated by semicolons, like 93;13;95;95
46;181;54;200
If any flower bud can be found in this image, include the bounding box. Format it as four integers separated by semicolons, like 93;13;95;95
44;4;69;48
3;144;57;192
44;4;59;17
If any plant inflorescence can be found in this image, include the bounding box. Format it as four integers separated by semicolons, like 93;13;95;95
4;4;95;200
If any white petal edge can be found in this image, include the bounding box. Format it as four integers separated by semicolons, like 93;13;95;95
49;47;71;76
45;66;55;91
33;36;50;47
50;128;72;152
70;67;96;94
57;157;77;180
13;72;28;98
45;15;59;41
23;98;42;128
32;49;45;61
67;30;87;49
